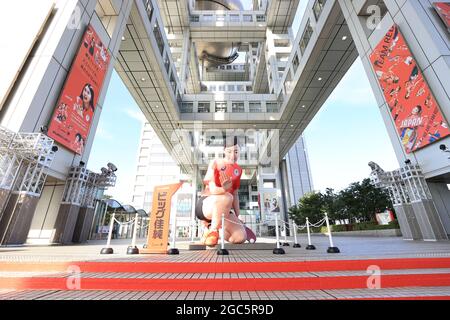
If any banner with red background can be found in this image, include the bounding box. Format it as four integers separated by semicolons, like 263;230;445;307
47;24;111;154
434;2;450;32
370;25;450;154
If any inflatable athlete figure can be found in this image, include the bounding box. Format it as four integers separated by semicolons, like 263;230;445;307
195;136;256;247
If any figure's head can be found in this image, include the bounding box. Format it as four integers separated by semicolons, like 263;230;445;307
412;105;422;115
80;84;95;112
223;136;240;163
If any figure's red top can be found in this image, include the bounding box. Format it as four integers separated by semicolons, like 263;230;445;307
203;159;242;195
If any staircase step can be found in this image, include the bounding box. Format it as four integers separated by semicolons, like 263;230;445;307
0;257;449;273
1;273;450;291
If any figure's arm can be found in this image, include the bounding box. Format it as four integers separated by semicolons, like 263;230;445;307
233;189;240;217
204;160;228;195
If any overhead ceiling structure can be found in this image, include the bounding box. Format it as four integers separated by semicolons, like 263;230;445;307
115;0;358;173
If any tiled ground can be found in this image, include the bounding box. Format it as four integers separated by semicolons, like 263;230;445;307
0;235;449;300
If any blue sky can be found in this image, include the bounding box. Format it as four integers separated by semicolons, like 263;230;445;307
88;4;400;204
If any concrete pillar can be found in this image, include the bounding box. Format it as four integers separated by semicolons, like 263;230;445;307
72;206;95;243
0;193;40;245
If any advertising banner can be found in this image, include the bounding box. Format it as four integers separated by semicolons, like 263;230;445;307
47;24;111;154
262;191;280;223
434;2;450;32
142;182;183;254
370;25;450;154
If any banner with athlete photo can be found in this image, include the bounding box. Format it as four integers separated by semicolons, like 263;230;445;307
434;2;450;32
47;24;111;154
370;24;450;154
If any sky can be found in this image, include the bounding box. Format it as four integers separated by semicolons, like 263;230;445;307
87;3;400;204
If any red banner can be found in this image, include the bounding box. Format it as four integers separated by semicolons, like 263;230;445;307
47;25;111;154
370;25;450;154
434;2;450;31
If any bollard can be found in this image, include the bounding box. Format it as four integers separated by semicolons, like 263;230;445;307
282;222;290;246
100;212;115;254
190;219;196;243
168;214;179;255
217;213;229;255
293;222;301;248
127;213;139;255
305;218;316;250
325;213;340;253
273;213;285;255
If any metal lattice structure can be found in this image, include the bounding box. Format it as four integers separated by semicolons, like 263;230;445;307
369;161;432;206
0;126;56;197
62;165;117;207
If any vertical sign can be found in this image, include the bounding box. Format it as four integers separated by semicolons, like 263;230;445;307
434;2;450;32
142;182;183;254
47;24;111;154
370;25;450;154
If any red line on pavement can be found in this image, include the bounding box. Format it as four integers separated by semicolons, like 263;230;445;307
1;273;450;292
0;258;449;273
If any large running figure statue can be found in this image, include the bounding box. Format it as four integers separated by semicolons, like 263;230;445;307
195;136;248;247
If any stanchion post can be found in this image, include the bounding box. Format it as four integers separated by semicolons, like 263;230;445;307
168;213;179;255
293;221;301;248
282;220;290;246
127;213;139;255
100;212;115;254
273;213;285;255
306;217;316;250
217;213;229;255
325;213;340;253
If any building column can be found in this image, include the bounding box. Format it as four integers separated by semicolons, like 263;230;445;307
340;0;450;240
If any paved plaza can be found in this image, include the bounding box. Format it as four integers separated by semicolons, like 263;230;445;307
0;235;449;300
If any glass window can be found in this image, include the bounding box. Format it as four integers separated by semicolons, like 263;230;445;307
232;102;245;113
181;102;193;113
143;0;153;21
216;14;225;22
203;14;214;22
215;102;227;113
299;20;314;55
230;14;240;22
252;195;258;202
198;102;210;113
243;15;253;22
249;102;262;113
292;53;299;73
256;15;265;22
313;0;327;21
153;22;164;56
190;15;199;22
251;185;258;192
266;102;279;113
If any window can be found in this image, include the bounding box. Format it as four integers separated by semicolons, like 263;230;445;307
313;0;327;21
232;102;245;113
203;14;214;22
299;20;314;55
252;195;258;202
181;102;193;113
216;14;225;22
215;102;227;113
243;15;253;22
230;14;240;22
198;102;210;113
263;179;276;188
190;15;199;22
292;53;299;73
266;102;279;113
153;21;164;56
143;0;153;21
256;15;266;22
144;192;153;202
249;102;262;113
251;185;258;192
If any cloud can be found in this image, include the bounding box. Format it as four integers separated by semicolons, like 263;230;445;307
95;125;113;141
124;107;146;123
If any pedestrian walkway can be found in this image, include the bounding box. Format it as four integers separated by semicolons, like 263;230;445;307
0;235;449;300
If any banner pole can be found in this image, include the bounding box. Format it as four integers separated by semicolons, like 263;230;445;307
217;213;229;255
127;213;139;254
293;221;300;248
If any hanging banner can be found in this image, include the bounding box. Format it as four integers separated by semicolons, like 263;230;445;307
434;2;450;32
142;182;183;254
47;24;111;154
370;25;450;154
